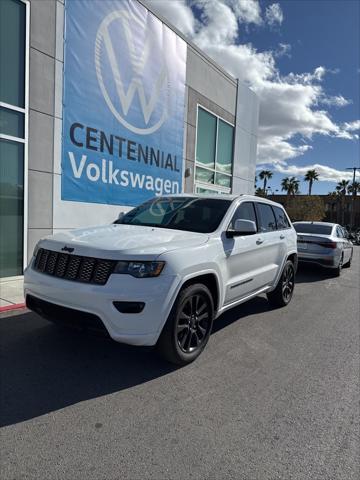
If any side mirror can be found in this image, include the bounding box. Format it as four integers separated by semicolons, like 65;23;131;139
227;219;257;237
114;211;125;224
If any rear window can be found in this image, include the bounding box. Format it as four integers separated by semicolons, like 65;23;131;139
256;203;277;232
294;223;333;235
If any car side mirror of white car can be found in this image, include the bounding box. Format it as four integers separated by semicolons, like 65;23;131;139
114;211;125;224
227;219;257;237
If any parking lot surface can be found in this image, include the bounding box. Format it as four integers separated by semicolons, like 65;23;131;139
1;249;359;480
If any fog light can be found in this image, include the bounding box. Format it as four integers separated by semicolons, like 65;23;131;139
113;301;145;314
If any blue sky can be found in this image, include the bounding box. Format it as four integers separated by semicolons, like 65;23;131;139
247;0;360;194
149;0;360;194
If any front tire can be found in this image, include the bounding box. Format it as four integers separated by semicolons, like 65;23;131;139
156;284;214;366
267;260;295;307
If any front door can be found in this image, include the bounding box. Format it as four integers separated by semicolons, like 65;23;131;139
223;201;268;304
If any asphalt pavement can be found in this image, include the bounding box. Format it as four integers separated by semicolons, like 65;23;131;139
1;248;359;480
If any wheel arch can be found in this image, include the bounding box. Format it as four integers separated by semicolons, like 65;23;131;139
287;252;298;272
179;272;220;314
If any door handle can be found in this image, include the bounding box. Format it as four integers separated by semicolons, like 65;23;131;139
256;238;264;245
280;234;285;239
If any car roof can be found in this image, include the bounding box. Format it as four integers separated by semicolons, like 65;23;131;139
166;194;284;207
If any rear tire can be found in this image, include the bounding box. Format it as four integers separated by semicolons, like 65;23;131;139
267;260;295;308
333;254;343;276
156;284;214;366
343;253;352;268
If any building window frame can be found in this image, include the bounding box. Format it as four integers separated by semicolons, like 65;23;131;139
0;0;29;279
194;104;235;195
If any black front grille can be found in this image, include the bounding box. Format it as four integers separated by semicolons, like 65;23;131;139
34;248;116;285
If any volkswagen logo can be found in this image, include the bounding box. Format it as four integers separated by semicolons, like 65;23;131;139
94;9;169;135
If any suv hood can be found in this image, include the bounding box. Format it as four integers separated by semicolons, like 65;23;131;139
38;224;209;259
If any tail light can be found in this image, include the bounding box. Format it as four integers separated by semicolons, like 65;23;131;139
317;241;337;249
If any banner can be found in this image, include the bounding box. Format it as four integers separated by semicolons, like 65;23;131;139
62;0;187;206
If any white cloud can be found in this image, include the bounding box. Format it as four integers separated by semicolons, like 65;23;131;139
342;120;360;132
274;43;291;58
274;164;354;183
320;95;351;108
193;1;239;47
265;3;284;26
147;0;359;180
229;0;262;25
146;0;195;37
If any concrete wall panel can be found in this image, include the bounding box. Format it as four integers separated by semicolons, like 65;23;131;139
30;0;56;57
28;171;53;229
28;110;54;173
186;48;237;115
29;48;55;116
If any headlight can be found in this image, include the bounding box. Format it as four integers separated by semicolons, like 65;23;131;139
114;261;165;278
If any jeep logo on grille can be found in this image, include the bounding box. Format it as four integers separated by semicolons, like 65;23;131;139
61;246;74;253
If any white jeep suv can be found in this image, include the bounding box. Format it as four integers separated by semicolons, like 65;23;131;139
24;195;297;365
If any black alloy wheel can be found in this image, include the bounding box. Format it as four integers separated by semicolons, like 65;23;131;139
176;293;212;354
156;284;214;365
281;262;295;303
267;260;295;307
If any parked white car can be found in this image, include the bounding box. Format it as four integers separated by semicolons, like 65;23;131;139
24;195;297;365
293;221;353;275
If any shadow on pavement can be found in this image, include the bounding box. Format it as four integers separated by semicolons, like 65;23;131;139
295;263;337;283
1;297;273;427
0;312;177;427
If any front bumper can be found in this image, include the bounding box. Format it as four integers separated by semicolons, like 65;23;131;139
24;259;180;346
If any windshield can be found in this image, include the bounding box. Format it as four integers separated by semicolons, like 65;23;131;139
115;197;232;233
294;223;333;235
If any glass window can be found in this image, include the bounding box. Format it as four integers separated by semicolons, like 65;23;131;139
294;223;333;235
273;206;290;229
195;107;234;193
256;203;277;232
196;108;216;168
117;197;232;233
0;0;26;107
229;202;257;230
216;120;233;174
0;106;25;138
336;226;344;238
215;172;231;188
195;167;214;184
0;139;24;277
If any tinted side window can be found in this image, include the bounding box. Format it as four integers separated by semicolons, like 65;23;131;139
256;203;277;232
273;206;290;229
230;202;257;230
336;226;344;238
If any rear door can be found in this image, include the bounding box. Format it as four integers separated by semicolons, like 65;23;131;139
336;225;352;263
254;202;284;285
272;205;292;260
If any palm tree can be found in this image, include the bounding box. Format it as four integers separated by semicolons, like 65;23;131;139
255;187;266;197
335;180;349;225
335;179;349;196
348;181;359;196
304;169;319;195
259;170;273;192
281;177;300;195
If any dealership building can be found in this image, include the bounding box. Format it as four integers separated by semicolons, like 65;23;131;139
0;0;259;280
